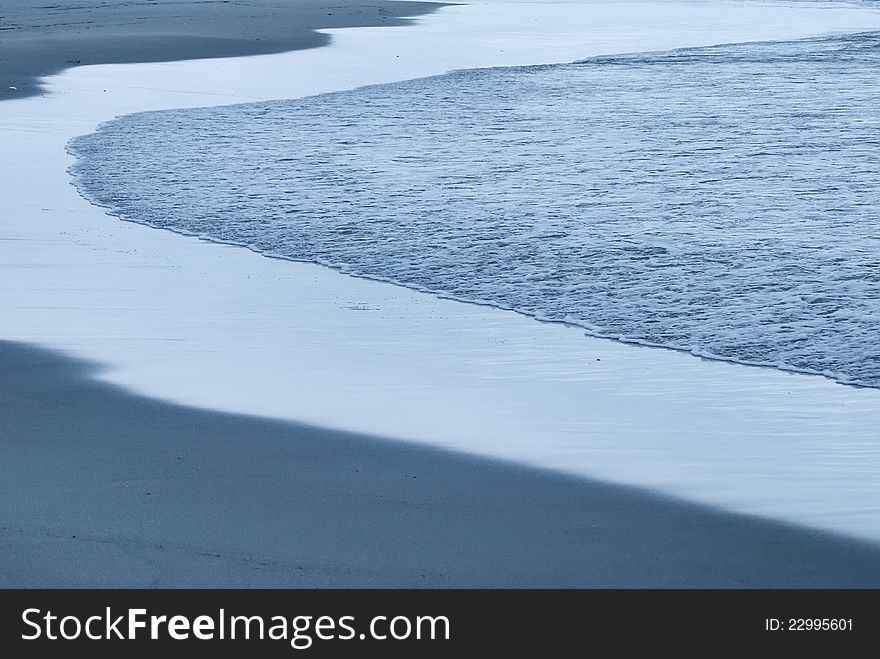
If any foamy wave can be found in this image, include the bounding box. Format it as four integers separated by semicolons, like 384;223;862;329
68;32;880;387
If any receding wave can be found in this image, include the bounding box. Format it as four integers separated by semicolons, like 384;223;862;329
68;32;880;387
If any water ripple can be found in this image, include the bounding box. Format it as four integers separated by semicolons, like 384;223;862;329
68;32;880;387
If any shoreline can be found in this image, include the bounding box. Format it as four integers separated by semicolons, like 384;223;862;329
4;340;880;587
68;115;880;394
0;0;443;101
3;0;880;565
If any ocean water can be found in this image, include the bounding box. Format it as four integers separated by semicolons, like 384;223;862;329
68;32;880;387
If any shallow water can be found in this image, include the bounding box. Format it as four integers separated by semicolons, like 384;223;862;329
69;32;880;387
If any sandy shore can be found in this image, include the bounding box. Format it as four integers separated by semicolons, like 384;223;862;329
3;0;880;585
4;340;880;587
0;0;440;101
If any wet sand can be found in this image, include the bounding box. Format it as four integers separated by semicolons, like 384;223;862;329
2;341;880;587
0;0;441;100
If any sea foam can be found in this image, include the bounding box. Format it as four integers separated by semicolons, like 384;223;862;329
68;33;880;387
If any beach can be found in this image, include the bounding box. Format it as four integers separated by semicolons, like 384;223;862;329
4;340;880;587
0;0;439;101
3;0;880;586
